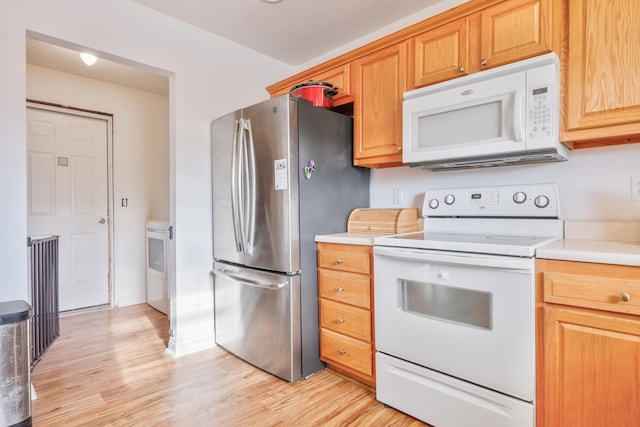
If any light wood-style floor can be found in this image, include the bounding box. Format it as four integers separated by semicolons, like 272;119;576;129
31;304;426;426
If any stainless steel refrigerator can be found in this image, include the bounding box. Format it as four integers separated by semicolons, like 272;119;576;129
211;95;369;382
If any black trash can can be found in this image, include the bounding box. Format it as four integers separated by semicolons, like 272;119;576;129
0;301;32;427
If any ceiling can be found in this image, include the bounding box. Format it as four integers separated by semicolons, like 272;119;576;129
26;0;452;95
131;0;446;66
26;37;170;96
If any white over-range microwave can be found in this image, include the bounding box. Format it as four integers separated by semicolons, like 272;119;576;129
403;52;569;171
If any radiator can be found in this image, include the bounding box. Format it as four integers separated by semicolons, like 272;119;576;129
28;235;60;368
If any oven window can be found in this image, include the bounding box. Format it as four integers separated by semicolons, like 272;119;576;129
399;279;492;329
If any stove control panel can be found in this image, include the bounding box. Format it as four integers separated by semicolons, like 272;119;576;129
423;184;560;218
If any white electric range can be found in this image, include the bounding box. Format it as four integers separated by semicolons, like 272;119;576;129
373;183;563;427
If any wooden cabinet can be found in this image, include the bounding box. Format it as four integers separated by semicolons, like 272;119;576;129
409;0;552;88
266;64;352;106
409;18;470;88
537;259;640;426
352;43;408;168
479;0;551;70
562;0;640;147
267;0;561;168
317;242;375;386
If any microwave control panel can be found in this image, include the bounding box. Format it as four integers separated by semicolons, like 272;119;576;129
526;85;554;140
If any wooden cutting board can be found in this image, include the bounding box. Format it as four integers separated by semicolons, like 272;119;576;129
347;208;419;234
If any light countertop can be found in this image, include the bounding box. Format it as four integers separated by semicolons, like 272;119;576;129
537;220;640;267
314;232;387;246
536;238;640;266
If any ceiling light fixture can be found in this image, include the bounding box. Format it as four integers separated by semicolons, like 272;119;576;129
79;52;98;66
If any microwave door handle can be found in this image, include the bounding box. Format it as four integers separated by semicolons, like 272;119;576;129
513;88;525;142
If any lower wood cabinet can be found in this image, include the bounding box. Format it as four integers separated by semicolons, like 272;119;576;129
537;259;640;426
317;242;375;386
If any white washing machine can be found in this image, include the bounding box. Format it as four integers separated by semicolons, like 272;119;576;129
146;220;170;315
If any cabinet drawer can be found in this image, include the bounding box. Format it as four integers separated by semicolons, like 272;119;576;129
543;271;640;315
318;268;370;309
320;299;371;341
317;243;371;274
320;328;372;376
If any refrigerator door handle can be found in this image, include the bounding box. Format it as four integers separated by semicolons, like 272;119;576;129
238;119;250;254
230;119;244;252
213;267;286;290
244;119;257;255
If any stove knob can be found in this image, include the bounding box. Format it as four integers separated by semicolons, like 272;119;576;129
513;191;527;204
428;198;439;209
444;194;455;205
534;195;550;208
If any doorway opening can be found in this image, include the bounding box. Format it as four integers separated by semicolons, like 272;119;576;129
25;34;171;318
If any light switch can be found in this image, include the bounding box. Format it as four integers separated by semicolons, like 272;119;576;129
393;188;403;205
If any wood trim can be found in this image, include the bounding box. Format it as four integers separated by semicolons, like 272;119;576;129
27;98;113;118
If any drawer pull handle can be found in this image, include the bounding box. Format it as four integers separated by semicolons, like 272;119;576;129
338;349;346;355
337;317;345;324
619;292;631;302
337;287;345;293
336;258;344;264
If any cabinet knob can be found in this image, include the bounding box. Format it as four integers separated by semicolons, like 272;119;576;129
337;317;345;324
338;349;346;355
619;292;631;302
337;287;345;293
480;58;487;66
458;66;465;73
397;146;402;151
336;258;344;264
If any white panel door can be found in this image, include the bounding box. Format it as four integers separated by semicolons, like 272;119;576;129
27;107;109;311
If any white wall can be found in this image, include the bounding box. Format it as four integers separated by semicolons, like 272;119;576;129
26;64;170;308
1;0;292;356
371;143;640;220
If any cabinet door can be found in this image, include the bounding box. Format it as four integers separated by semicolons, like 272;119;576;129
352;42;408;167
564;0;640;143
410;18;469;89
544;306;640;427
480;0;551;70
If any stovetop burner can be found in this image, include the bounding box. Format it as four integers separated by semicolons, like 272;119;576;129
374;184;564;257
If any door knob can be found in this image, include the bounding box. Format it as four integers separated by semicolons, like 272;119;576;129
98;218;106;225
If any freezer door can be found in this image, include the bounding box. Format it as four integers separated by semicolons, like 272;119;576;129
212;109;244;265
241;96;299;273
213;261;301;382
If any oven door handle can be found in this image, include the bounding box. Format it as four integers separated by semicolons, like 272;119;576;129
373;246;532;271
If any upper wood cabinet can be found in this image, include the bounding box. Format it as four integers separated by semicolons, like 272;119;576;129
562;0;640;147
409;0;552;89
352;42;408;167
409;18;470;88
266;0;561;168
266;64;352;106
479;0;551;69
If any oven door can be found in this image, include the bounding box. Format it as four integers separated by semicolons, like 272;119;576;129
374;246;534;401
